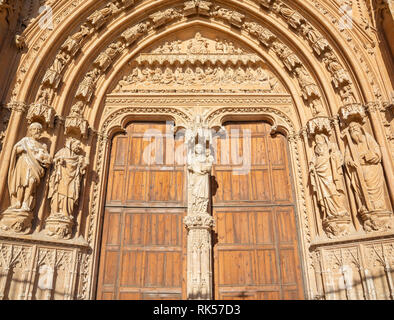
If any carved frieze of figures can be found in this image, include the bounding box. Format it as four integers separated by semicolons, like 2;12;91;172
87;3;117;30
211;6;245;28
149;8;182;28
342;120;393;232
244;22;276;47
120;22;150;46
113;64;283;93
75;68;100;103
184;0;212;16
0;123;51;234
308;118;351;238
45;138;88;239
61;24;90;56
42;51;71;89
272;42;302;72
93;41;123;72
65;101;89;139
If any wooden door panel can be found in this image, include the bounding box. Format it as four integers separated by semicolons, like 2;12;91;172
97;122;186;300
213;122;304;300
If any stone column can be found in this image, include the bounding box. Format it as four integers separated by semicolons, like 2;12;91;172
184;214;215;300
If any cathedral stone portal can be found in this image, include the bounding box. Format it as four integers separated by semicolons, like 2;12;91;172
0;0;393;300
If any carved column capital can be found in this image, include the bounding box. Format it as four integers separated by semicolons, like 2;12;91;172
5;101;29;113
184;214;215;230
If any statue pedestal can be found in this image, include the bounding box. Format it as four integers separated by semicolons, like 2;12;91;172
323;216;352;238
44;214;74;239
0;210;33;234
361;211;393;232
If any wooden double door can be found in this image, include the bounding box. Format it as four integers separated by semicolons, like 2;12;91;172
96;121;305;300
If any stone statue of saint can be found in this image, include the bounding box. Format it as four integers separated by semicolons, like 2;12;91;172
309;134;349;220
188;144;213;215
46;138;88;238
7;122;51;213
344;122;389;214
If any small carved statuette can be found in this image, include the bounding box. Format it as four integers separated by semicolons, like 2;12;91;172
0;123;51;234
344;121;393;232
149;8;182;28
75;68;100;102
87;3;117;30
45;138;88;239
184;0;211;16
121;22;150;46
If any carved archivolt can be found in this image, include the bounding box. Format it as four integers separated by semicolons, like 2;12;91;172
17;0;362;123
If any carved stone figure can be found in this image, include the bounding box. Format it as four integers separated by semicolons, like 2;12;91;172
61;24;90;56
322;52;351;88
273;42;301;71
212;6;245;28
184;0;211;16
309;133;350;237
121;22;150;46
42;51;70;88
87;3;116;29
0;123;51;234
149;8;182;28
94;42;122;71
75;68;100;102
45;138;88;239
276;4;305;28
188;144;213;215
244;22;276;47
295;66;320;100
344;121;392;231
300;24;330;56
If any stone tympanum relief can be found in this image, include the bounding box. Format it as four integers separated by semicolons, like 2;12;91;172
308;118;351;238
343;120;392;232
184;116;215;300
0;122;51;234
112;32;285;94
45;138;88;239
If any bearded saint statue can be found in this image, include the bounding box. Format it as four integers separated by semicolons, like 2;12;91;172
344;121;389;214
6;122;51;213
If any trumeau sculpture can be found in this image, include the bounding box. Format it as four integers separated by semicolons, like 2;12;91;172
184;116;215;299
0;122;51;234
45;138;88;239
309;133;351;238
344;121;393;232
